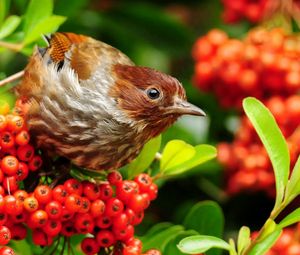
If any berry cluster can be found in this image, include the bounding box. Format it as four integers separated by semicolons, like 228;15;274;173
218;95;300;196
0;172;159;255
221;0;268;24
192;28;300;109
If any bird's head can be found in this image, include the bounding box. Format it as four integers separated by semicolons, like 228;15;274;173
110;64;205;137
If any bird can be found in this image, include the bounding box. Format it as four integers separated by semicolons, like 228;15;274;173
16;32;205;171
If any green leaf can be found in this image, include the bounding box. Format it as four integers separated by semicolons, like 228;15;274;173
127;135;161;178
23;0;53;36
139;222;174;242
23;15;66;45
278;208;300;229
243;97;289;210
177;235;231;254
248;229;282;255
237;226;251;254
285;155;300;202
0;0;10;26
183;201;224;238
183;200;224;255
164;230;199;255
163;144;217;176
0;15;21;39
160;140;195;172
142;225;185;251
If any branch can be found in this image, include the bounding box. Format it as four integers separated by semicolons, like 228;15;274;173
0;70;24;87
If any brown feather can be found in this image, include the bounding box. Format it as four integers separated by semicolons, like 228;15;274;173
48;32;88;63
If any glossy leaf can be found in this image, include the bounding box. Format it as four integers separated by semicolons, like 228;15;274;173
139;222;174;242
23;0;53;35
23;15;66;45
177;235;231;254
248;229;282;255
0;15;21;39
164;230;199;255
163;144;216;176
127;135;161;178
183;201;224;238
160;140;195;172
183;201;224;255
285;155;300;202
243;97;289;210
278;208;300;229
237;226;251;254
142;225;185;251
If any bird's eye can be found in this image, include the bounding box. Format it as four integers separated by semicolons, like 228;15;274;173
146;88;161;100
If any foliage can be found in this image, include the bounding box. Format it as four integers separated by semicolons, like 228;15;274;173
178;97;300;254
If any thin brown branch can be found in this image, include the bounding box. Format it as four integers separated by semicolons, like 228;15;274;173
0;70;24;87
0;41;23;51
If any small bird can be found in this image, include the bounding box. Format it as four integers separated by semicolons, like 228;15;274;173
16;32;205;171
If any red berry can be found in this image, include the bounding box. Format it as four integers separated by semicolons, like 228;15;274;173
23;196;39;212
107;171;123;185
29;210;48;228
112;213;129;230
6;115;24;132
113;224;134;242
134;173;152;193
96;230;115;247
123;245;140;255
34;185;52;204
0;246;15;255
99;183;113;200
0;132;14;149
74;213;94;234
1;156;19;176
116;180;136;203
4;195;23;215
10;223;27;240
45;201;62;220
82;181;100;201
0;226;11;245
60;206;74;222
90;199;105;218
32;229;53;246
52;185;68;204
15;162;29;181
3;176;19;193
17;144;34;162
81;237;100;255
44;220;62;237
105;197;124;217
28;155;42;171
64;178;83;195
65;194;82;213
15;130;30;146
61;221;75;237
95;214;112;229
13;190;28;202
128;193;149;212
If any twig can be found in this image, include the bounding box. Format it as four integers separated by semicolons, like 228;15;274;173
0;70;24;87
0;41;23;51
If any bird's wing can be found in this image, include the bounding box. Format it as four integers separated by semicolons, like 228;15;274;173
16;32;133;96
46;32;134;80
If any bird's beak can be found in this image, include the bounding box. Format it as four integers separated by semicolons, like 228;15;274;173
166;99;206;116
